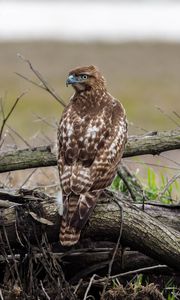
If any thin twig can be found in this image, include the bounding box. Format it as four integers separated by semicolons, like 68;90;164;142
20;169;37;188
7;125;32;148
15;210;25;247
15;72;44;90
40;280;51;300
32;112;57;129
118;173;136;202
0;289;4;300
158;172;180;200
144;201;180;208
6;129;17;146
73;278;83;295
93;264;167;285
125;159;180;171
155;106;180;127
41;132;53;143
0;199;20;208
128;121;148;132
100;199;123;299
16;53;66;107
0;96;6;120
173;111;180;120
0;91;27;140
83;274;97;300
109;264;167;280
2;224;23;288
160;153;180;167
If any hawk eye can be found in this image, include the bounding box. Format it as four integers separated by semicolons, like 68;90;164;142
81;74;88;80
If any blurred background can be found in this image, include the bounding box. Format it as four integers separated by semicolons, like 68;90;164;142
0;0;179;197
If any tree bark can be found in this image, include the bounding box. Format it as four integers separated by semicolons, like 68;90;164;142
0;188;180;271
0;129;179;173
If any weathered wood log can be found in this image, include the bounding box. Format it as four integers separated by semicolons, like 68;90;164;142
0;188;180;271
65;249;173;283
0;247;175;285
0;129;179;173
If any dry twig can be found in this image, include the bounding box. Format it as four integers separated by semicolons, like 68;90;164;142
158;172;180;201
109;264;168;280
16;53;66;107
20;169;37;188
40;280;51;300
100;199;123;299
7;125;32;148
83;274;97;300
0;289;4;300
155;106;180;127
0;91;27;141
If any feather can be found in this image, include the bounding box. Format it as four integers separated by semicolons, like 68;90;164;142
55;189;63;216
57;65;127;246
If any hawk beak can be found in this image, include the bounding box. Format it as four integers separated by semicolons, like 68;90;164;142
66;75;78;87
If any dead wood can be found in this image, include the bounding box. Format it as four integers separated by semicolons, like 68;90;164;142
0;188;180;271
0;128;179;173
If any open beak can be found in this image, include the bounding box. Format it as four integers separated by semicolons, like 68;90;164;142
66;75;78;86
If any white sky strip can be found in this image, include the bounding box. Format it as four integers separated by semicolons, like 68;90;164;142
0;2;180;41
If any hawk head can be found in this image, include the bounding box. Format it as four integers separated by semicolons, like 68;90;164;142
66;65;106;92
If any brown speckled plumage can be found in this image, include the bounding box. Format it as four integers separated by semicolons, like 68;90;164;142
57;65;127;246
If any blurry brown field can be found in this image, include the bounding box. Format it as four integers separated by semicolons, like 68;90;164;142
0;41;179;194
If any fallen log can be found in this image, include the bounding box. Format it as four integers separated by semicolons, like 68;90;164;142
0;128;179;173
0;188;180;271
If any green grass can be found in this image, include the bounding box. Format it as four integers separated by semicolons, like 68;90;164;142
111;166;180;298
145;168;180;203
111;167;180;203
111;174;127;193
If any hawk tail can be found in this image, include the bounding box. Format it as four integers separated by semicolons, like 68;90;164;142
60;192;99;246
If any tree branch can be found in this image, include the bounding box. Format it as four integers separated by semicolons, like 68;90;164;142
0;129;179;173
0;91;27;141
16;53;66;107
0;188;180;271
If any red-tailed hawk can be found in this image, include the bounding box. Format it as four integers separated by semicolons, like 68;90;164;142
57;65;127;246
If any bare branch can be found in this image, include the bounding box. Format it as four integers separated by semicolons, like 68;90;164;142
126;159;180;171
173;111;180;120
158;172;180;200
155;106;180;127
40;281;51;300
15;72;43;90
110;264;168;280
98;264;168;283
0;289;4;300
17;53;66;107
32;112;57;129
0;98;5;119
0;129;179;173
20;169;37;188
0;91;27;141
6;125;32;148
1;188;180;270
83;274;97;300
117;163;145;202
160;153;180;167
100;200;123;299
